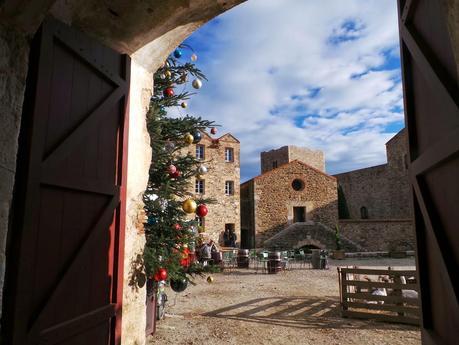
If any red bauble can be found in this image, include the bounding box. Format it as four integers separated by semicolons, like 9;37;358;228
153;272;161;281
210;127;217;135
196;204;208;217
168;164;177;174
174;223;182;231
164;87;174;97
157;268;168;281
169;170;181;178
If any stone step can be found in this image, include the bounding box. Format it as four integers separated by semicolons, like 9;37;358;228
263;222;364;251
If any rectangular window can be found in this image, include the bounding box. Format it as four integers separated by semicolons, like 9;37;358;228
195;179;205;194
272;160;278;169
225;181;234;196
225;147;234;162
196;145;205;160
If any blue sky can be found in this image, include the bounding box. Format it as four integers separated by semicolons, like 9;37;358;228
170;0;404;182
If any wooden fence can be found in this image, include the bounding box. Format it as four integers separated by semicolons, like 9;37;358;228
337;267;420;325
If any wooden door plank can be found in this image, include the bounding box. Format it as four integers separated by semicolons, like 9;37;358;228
28;190;119;339
41;85;125;173
39;304;116;344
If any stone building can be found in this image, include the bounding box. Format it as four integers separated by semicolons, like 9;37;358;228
182;131;241;246
334;129;412;219
261;145;325;173
240;158;338;248
334;129;415;252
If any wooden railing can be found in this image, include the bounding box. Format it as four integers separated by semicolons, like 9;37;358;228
337;267;420;325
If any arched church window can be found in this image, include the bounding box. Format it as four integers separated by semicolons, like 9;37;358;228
360;206;369;219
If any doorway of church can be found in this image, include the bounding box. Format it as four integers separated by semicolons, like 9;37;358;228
293;207;306;223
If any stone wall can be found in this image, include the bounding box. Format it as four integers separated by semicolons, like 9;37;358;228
251;160;338;246
288;146;325;172
260;145;325;173
335;130;412;219
260;146;289;173
339;219;416;252
183;132;241;246
0;26;30;319
121;61;152;345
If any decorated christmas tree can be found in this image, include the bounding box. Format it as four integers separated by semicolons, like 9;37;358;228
143;47;219;292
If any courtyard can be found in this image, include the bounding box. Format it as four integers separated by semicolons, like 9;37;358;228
150;258;421;345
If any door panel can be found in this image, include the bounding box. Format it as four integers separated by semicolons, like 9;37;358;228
398;1;459;344
3;18;130;345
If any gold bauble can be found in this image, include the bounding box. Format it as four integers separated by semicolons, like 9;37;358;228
184;133;194;145
165;70;172;78
207;276;214;284
181;102;187;109
182;198;197;214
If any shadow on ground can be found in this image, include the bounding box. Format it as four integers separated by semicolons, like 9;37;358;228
203;296;418;331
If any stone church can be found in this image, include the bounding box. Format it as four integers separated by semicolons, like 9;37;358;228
240;146;338;248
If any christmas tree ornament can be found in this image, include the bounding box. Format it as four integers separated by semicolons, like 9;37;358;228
182;199;197;213
165;70;172;78
160;73;166;79
165;141;175;152
174;49;182;58
196;174;204;180
198;226;205;233
198;165;208;175
158;268;168;281
184;133;194;145
170;170;181;179
173;223;182;231
210;127;217;135
168;164;177;174
190;225;198;235
181;102;187;109
165;61;170;67
192;78;202;89
191;53;198;62
147;216;157;225
207;276;214;284
170;278;188;293
164;87;174;97
196;204;208;217
192;130;202;143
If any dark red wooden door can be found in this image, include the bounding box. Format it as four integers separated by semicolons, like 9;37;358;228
4;18;130;344
398;1;459;344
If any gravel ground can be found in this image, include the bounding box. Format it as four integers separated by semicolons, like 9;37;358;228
149;258;421;345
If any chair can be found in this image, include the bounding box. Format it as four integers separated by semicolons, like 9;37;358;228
256;251;269;274
222;251;235;271
281;251;291;271
294;250;306;269
249;249;258;269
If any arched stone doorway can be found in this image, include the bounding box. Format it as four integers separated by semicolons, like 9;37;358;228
0;1;458;344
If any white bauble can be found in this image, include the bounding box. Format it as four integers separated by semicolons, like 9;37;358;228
198;165;208;175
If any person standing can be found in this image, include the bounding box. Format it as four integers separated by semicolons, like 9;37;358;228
223;228;231;247
229;229;237;248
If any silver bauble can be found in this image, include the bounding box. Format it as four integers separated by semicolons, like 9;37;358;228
192;78;202;89
165;141;175;152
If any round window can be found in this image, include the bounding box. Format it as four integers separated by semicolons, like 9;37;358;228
291;179;305;191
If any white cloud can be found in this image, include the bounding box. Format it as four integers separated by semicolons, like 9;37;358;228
177;0;404;181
